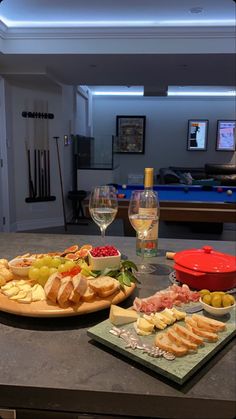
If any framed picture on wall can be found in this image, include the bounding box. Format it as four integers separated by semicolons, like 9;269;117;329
114;115;146;154
216;120;236;151
187;120;208;151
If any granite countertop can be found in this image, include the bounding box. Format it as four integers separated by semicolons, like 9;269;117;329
0;233;235;419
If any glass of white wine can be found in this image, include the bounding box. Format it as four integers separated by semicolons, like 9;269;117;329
89;185;118;241
128;189;158;274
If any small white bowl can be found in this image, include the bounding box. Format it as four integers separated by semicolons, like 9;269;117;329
88;250;121;271
9;257;36;277
200;297;236;317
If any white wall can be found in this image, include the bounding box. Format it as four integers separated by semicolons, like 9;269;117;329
92;96;236;183
4;82;75;231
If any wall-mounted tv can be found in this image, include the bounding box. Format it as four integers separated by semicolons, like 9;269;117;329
216;120;236;151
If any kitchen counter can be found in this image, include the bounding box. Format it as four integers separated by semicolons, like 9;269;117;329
0;233;235;419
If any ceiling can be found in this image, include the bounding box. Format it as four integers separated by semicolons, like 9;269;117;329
0;0;235;94
0;0;235;27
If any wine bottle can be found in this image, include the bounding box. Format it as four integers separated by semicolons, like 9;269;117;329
136;168;159;257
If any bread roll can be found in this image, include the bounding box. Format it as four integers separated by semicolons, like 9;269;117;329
0;259;9;268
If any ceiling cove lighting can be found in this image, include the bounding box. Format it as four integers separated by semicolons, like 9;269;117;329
168;91;236;97
93;91;143;96
0;18;235;28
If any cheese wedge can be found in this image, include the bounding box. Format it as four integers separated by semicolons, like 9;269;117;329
109;304;138;326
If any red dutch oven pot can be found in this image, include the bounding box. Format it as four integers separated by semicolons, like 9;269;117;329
174;245;236;291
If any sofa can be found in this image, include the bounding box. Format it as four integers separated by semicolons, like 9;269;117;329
159;164;236;186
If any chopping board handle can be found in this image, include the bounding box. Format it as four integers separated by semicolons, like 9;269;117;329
166;252;176;260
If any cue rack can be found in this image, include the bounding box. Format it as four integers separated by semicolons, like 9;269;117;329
24;99;56;203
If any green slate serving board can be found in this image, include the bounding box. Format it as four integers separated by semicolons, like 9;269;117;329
87;311;236;385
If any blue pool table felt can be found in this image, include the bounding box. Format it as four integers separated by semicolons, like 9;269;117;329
116;185;236;203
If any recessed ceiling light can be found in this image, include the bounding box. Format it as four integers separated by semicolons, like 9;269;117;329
190;7;204;14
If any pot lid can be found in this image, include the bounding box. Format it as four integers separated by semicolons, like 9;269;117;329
174;246;236;274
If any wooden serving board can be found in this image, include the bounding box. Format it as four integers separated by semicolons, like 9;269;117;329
87;310;236;385
0;283;136;317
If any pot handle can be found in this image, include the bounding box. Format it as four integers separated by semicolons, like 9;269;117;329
174;264;205;277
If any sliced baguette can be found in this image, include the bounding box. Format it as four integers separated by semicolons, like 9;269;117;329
173;324;204;345
81;286;96;302
192;314;226;332
185;317;218;342
69;274;88;304
57;276;73;308
89;276;120;298
186;323;218;342
155;332;189;357
44;272;61;304
167;328;198;350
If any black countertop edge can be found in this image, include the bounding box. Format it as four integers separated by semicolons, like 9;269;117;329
0;385;235;419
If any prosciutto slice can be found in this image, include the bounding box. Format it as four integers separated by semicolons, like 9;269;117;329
133;284;200;313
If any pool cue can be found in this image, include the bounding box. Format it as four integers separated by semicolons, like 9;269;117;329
44;149;47;197
54;136;67;231
38;149;41;198
34;149;37;197
47;149;50;196
25;142;35;198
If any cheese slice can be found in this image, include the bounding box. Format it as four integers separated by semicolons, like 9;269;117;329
109;304;138;326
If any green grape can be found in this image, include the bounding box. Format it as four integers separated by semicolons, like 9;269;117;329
33;259;44;268
64;260;75;270
29;267;40;280
50;257;61;268
49;267;57;276
41;255;52;266
58;264;68;273
39;265;50;281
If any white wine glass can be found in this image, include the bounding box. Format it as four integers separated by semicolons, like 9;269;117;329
128;189;158;274
89;185;118;241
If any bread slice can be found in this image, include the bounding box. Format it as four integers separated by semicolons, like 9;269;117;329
186;323;218;342
81;286;96;302
185;317;218;341
69;274;88;304
89;276;120;298
167;328;198;350
155;332;189;357
44;272;61;304
173;324;204;345
57;276;73;308
192;314;226;332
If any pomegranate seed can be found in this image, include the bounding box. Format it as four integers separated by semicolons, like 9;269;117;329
90;245;119;258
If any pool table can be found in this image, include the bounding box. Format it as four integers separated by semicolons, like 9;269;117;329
115;184;236;235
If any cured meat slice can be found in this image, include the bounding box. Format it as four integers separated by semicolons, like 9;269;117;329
133;284;200;313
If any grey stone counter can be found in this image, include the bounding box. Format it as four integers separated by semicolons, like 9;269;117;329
0;233;235;419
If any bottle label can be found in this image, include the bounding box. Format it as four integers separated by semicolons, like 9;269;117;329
136;207;158;257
